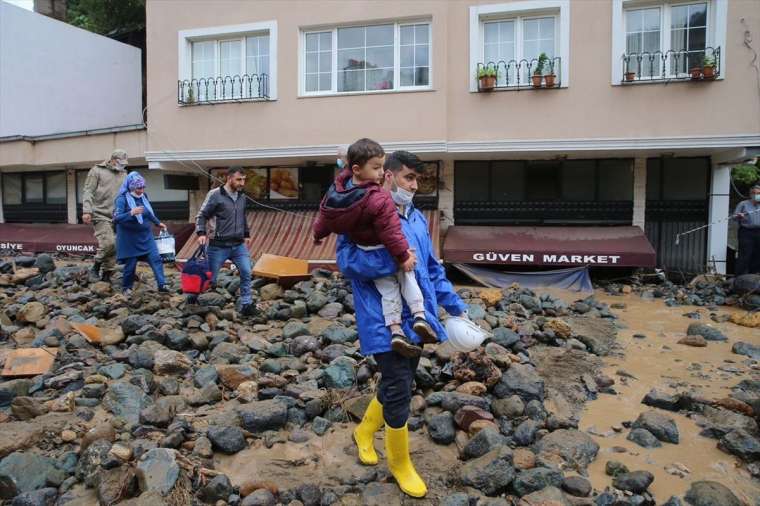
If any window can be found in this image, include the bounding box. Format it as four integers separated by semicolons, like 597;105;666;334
2;172;67;206
301;21;431;96
190;34;268;100
625;7;661;77
179;21;277;102
613;0;725;83
470;1;570;91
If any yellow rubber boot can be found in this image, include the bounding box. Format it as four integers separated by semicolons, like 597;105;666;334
353;397;384;465
385;424;427;498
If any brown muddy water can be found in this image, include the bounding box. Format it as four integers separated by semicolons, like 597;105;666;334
581;291;760;503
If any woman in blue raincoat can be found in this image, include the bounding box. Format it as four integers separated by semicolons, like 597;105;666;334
114;172;168;295
336;151;466;498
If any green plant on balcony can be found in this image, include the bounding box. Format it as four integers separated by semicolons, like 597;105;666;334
532;52;549;88
702;54;716;79
478;66;497;92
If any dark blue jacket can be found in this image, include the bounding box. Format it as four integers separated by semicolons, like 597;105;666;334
337;205;466;356
114;193;160;261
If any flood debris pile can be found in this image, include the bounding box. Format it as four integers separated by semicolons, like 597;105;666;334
600;273;760;311
0;254;750;505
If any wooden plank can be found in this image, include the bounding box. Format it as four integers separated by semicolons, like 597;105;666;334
1;348;58;377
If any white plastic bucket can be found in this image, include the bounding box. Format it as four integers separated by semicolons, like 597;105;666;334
155;231;176;263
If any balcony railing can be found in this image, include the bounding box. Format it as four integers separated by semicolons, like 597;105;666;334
621;47;720;84
476;57;562;91
178;74;269;105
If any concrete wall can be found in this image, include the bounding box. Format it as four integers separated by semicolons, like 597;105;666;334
0;1;143;137
144;0;760;154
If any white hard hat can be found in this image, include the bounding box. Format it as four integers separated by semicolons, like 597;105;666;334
444;316;492;352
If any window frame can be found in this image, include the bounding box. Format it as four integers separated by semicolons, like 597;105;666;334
469;1;570;92
178;20;278;101
481;13;560;86
611;0;727;84
2;171;68;206
299;19;433;97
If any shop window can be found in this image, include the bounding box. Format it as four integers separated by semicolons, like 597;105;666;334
454;161;490;201
301;166;334;202
491;161;525;200
3;174;22;205
598;159;633;200
562;160;596;201
46;172;67;204
526;161;561;200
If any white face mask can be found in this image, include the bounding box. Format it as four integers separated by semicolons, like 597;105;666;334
753;193;760;202
391;186;415;206
115;160;128;170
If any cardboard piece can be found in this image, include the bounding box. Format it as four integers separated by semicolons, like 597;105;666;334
253;253;311;286
71;323;102;344
1;348;58;377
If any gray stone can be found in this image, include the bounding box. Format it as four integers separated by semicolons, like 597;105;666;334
684;481;742;506
318;302;343;319
361;482;401;506
612;471;654;494
428;411;457;445
642;388;682;411
290;335;320;356
605;460;629;477
662;497;683;506
0;379;32;407
459;446;515;496
10;487;58;506
33;254;55;274
238;400;288;433
732;342;760;360
10;397;48;420
512;467;563;496
282;321;309;340
320;324;357;344
198;474;233;503
0;452;63;493
75;439;112;488
242;489;277;506
718;429;760;461
686;323;727;341
520;486;571;506
322;357;356;389
139;396;186;427
312;416;331;436
209;342;247;364
98;363;127;379
493;363;545;402
136;448;180;496
165;329;189;350
306;292;329;313
103;381;152;425
632;410;679;444
441;492;470;506
207;425;247;454
561;475;591;497
198;292;226;307
490;327;520;349
186;383;222;406
492;395;525;419
535;429;599;469
194;366;218;388
440;392;492;413
627;428;662;448
513;419;540;446
463;428;508;459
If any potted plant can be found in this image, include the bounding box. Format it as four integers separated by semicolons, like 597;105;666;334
625;70;636;82
689;64;702;80
478;66;497;91
544;59;556;88
532;53;548;88
702;54;716;79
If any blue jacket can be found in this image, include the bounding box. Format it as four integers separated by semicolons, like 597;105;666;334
337;205;466;356
114;193;161;261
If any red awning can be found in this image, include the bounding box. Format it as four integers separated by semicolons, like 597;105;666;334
177;210;440;264
443;226;656;267
0;223;194;255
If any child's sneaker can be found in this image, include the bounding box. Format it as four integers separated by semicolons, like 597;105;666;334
391;333;422;357
412;317;438;344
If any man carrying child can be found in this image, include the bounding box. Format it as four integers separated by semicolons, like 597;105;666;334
317;141;466;498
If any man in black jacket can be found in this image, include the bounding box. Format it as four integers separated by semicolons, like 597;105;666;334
196;167;257;315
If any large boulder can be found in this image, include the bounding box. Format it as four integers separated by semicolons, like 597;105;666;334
153;350;192;376
136;449;180;496
632;410;679;444
535;429;599;469
718;429;760;461
0;452;64;493
238;400;288;433
493;364;545;402
686;323;726;342
512;467;563;496
459;446;515;496
103;382;153;426
684;481;742;506
207;426;247;454
612;471;654;494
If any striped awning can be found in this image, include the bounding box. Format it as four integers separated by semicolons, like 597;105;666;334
177;209;440;264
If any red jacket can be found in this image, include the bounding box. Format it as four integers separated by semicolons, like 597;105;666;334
313;168;410;263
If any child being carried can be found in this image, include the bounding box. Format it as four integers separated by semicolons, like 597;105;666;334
313;138;436;357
